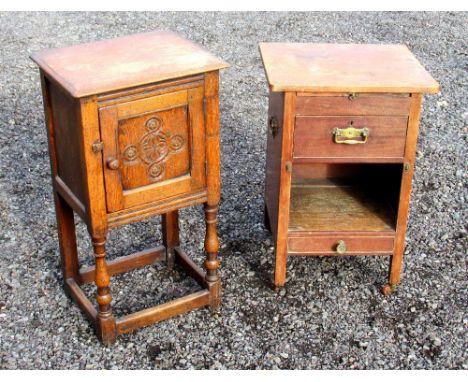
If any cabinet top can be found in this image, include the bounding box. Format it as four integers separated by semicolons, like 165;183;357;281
259;43;439;93
31;30;229;98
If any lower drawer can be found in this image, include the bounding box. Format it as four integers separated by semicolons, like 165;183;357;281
288;233;395;256
294;116;408;160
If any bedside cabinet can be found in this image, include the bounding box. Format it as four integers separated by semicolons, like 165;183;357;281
31;31;229;344
259;43;439;293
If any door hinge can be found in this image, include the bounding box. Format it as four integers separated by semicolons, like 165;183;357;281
269;116;279;138
92;140;104;153
285;161;293;173
404;162;411;172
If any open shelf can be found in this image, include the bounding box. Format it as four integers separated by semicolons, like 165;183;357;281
289;179;397;233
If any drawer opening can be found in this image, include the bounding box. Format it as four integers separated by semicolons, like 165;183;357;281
289;163;402;233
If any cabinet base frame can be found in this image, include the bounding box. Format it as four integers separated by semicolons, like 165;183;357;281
64;244;216;344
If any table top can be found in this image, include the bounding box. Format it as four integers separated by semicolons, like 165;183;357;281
259;43;439;93
31;30;229;98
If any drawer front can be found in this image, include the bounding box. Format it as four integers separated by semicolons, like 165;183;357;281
100;86;206;212
288;234;395;255
295;94;411;116
294;116;408;160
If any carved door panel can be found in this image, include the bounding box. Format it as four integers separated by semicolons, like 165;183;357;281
99;87;206;212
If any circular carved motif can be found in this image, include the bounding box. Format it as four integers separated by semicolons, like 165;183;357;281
122;145;138;162
147;162;164;179
145;117;162;131
169;135;184;151
120;115;186;183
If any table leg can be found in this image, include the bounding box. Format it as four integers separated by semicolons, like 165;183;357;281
162;209;179;270
204;203;220;312
274;248;287;291
92;235;116;344
54;192;80;286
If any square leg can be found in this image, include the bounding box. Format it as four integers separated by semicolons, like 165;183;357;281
273;252;287;293
54;192;80;284
162;209;179;269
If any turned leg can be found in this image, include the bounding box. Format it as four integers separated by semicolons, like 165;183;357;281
92;236;116;344
204;71;222;312
162;210;179;270
204;203;221;312
54;192;80;286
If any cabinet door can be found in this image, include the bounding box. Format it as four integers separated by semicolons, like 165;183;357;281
99;86;205;212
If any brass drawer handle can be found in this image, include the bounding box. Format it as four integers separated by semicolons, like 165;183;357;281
336;240;347;254
333;124;369;145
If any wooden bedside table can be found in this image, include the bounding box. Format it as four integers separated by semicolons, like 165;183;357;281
259;43;439;294
31;31;229;344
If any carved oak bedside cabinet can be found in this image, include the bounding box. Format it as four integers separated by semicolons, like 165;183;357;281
31;31;229;344
259;43;439;294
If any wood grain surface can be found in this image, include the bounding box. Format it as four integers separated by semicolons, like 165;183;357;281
99;85;206;212
295;94;411;116
31;30;229;97
259;43;439;93
288;234;395;256
288;183;396;232
293;116;408;160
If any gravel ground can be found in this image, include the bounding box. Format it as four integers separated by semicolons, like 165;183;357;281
0;12;467;369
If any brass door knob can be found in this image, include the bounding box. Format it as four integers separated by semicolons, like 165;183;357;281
106;157;120;170
336;240;347;254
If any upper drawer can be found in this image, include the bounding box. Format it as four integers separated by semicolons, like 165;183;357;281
294;116;408;161
295;93;411;116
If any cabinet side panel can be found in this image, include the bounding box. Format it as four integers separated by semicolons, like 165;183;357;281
264;92;285;237
48;81;87;205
